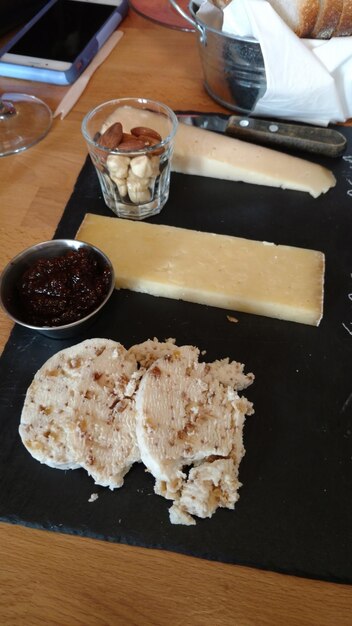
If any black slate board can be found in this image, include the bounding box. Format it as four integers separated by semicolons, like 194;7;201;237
1;120;352;584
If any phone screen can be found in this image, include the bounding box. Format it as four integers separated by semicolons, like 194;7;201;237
8;0;116;62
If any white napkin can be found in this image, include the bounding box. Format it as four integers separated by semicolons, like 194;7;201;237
197;0;352;126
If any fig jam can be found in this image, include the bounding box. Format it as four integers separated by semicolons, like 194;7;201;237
18;248;111;326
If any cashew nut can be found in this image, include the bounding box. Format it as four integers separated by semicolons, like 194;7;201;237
127;171;151;203
130;155;155;179
128;188;151;203
107;154;130;179
111;175;128;198
149;156;161;177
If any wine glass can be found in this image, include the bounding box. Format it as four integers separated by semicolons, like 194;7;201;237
128;0;195;31
0;92;52;157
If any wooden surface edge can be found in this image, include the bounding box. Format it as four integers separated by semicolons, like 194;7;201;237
1;521;352;626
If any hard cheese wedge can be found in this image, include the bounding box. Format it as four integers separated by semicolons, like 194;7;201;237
102;106;336;198
77;214;325;326
172;122;335;198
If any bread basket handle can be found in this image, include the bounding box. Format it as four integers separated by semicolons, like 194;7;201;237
169;0;204;37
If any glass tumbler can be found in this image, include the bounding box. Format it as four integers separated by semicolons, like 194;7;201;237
81;97;178;220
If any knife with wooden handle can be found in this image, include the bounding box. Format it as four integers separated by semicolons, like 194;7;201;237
177;113;347;158
225;115;347;157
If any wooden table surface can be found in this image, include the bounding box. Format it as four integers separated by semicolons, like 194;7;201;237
0;9;351;626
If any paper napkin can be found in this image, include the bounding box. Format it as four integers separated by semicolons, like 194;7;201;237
197;0;352;126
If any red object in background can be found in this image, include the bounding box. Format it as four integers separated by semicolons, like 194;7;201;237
129;0;195;31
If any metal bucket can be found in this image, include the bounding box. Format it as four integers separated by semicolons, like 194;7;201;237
170;0;266;114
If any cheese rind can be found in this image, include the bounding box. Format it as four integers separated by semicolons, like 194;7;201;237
102;106;336;198
77;214;325;326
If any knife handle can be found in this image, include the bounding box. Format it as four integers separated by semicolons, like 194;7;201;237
225;115;347;158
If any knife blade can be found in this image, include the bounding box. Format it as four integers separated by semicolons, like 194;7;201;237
177;113;347;158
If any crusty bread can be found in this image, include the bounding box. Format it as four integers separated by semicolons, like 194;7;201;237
333;0;352;35
19;338;140;489
268;0;320;37
312;0;344;38
212;0;232;7
255;0;351;38
135;345;254;524
268;0;352;37
216;0;351;39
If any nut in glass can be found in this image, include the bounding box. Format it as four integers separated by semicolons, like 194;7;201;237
82;98;178;220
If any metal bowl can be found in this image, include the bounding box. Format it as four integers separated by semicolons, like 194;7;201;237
171;0;267;114
0;239;115;339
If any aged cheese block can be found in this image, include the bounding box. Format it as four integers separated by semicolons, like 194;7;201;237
172;122;335;198
102;106;336;198
77;214;325;326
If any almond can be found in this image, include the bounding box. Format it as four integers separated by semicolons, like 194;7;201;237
99;122;123;149
122;132;137;142
118;138;146;151
131;126;162;142
138;135;165;156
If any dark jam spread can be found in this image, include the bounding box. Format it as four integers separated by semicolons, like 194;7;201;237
18;248;111;327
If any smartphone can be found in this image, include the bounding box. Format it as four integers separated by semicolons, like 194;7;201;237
0;0;128;85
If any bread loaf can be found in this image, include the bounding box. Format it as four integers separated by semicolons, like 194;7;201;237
312;0;344;37
212;0;352;38
268;0;320;37
333;0;352;35
212;0;231;7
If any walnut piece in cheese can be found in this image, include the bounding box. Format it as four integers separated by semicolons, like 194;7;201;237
77;214;325;326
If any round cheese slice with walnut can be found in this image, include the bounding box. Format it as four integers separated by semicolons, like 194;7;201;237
127;337;182;369
168;457;243;526
129;337;254;390
134;346;254;523
19;338;140;489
